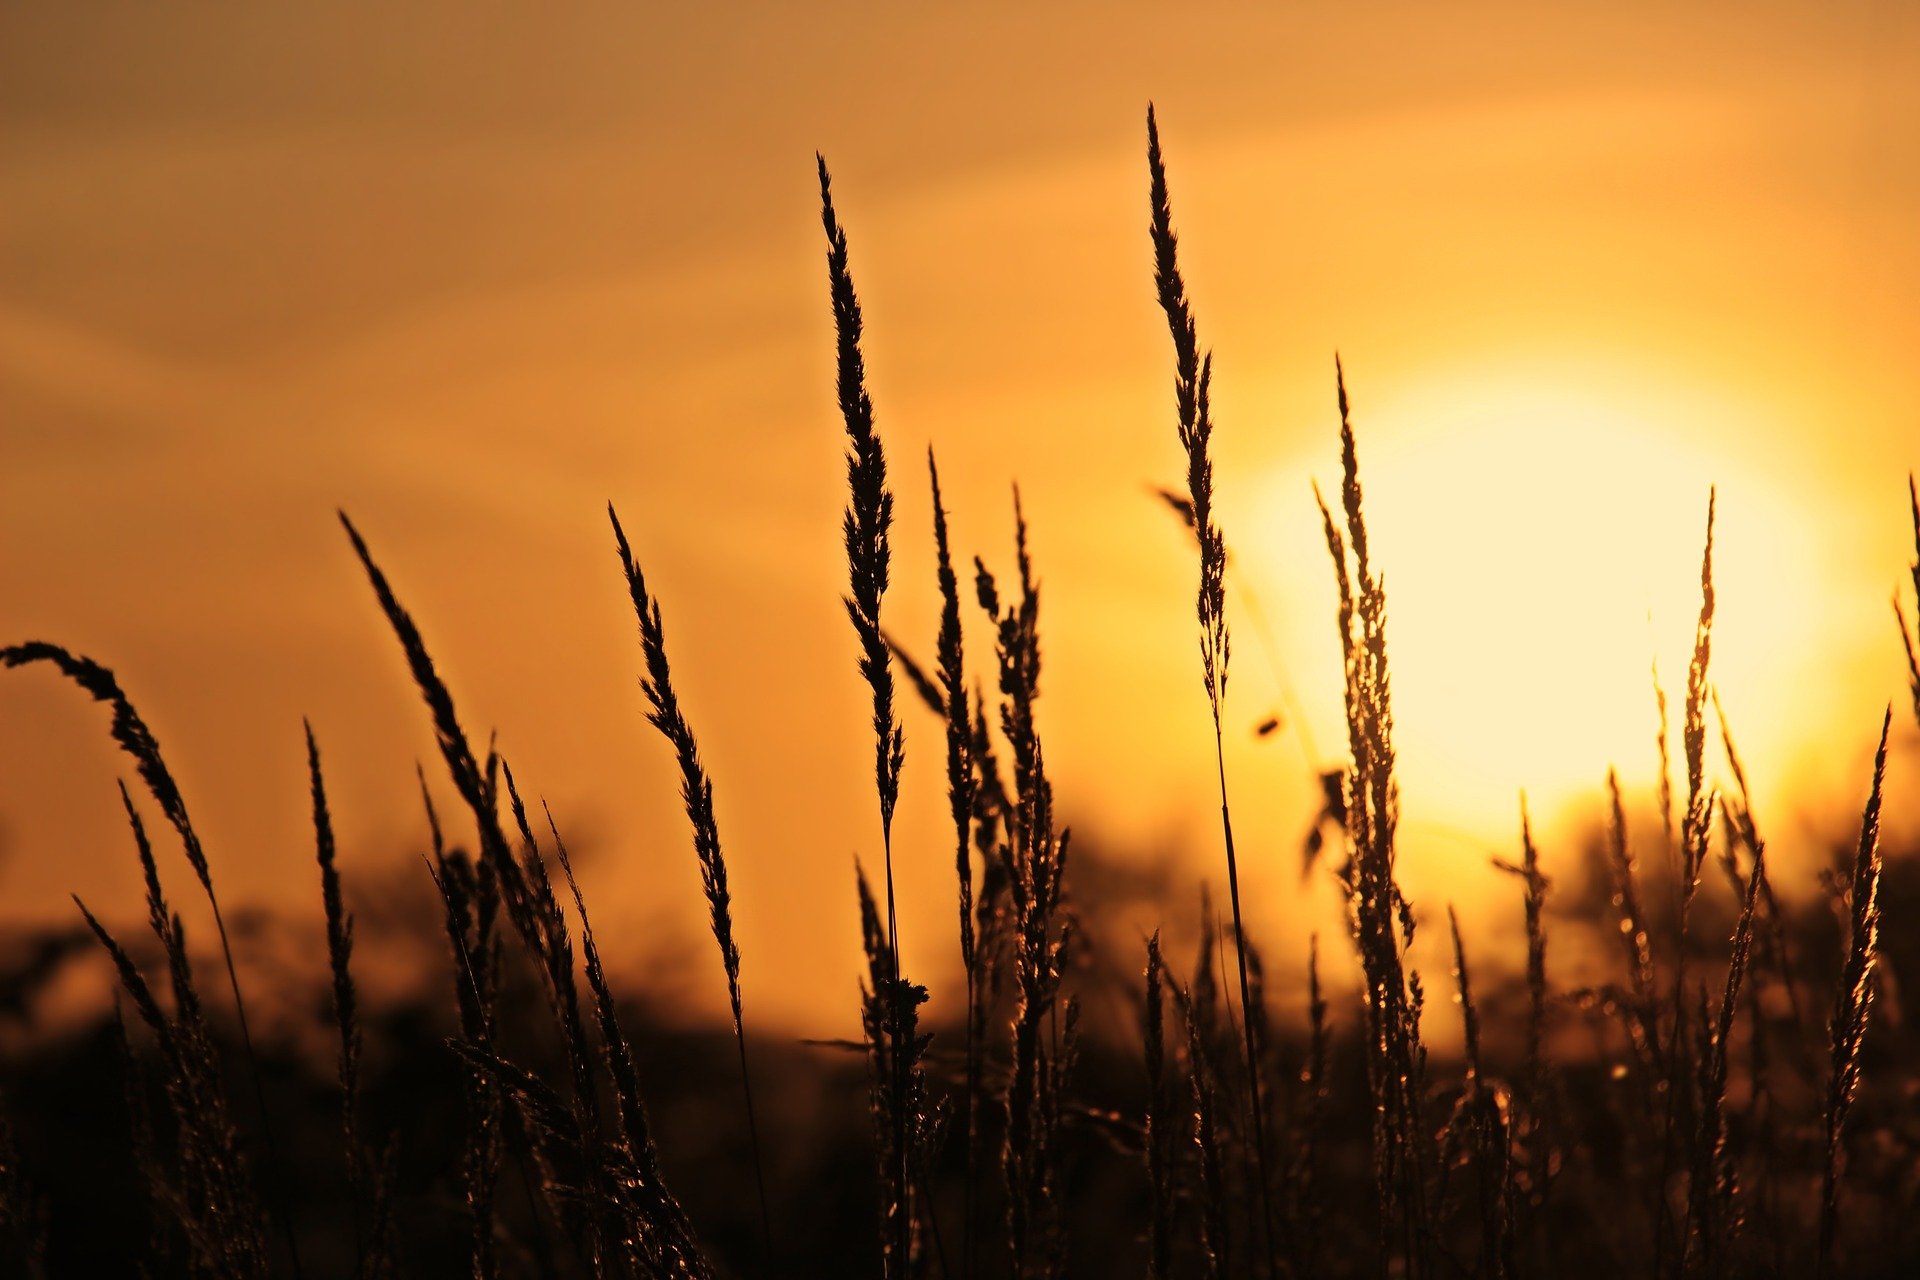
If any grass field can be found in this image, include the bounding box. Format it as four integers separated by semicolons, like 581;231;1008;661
2;109;1918;1279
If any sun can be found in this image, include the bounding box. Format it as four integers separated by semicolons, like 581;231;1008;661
1238;361;1841;875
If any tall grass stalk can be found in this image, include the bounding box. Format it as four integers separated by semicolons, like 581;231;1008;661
927;450;983;1278
1493;798;1552;1247
1316;362;1432;1277
1817;708;1893;1276
1656;491;1716;1277
305;723;392;1279
609;505;773;1255
817;154;917;1278
1684;828;1761;1277
1144;103;1281;1280
977;500;1076;1275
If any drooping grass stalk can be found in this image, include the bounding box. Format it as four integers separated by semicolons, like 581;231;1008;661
304;723;386;1280
817;153;915;1278
1315;364;1432;1278
1144;103;1281;1280
609;504;773;1257
1897;472;1920;729
927;450;983;1279
0;643;301;1278
1817;708;1893;1277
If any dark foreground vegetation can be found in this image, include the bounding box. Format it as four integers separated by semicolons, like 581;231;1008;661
3;110;1919;1279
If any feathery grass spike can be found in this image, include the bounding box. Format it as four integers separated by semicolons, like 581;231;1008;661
305;723;373;1276
1145;103;1279;1280
1817;707;1893;1275
818;154;914;1278
609;503;772;1256
928;449;982;1279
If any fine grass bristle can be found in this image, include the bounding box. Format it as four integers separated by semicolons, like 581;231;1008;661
1817;707;1894;1276
609;502;772;1256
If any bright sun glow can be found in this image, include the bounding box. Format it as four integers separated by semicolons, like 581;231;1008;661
1243;364;1839;867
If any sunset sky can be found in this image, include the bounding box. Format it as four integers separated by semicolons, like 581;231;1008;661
3;1;1918;1036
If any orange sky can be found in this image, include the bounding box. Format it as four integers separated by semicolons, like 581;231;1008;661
4;2;1918;1037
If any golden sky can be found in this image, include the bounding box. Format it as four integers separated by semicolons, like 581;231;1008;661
4;1;1918;1036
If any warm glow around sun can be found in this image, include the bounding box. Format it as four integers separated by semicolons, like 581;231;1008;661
1234;358;1867;912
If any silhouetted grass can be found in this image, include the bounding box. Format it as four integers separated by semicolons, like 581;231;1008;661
0;108;1915;1280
